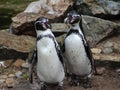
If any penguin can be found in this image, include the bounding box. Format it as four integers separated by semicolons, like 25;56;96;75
63;10;97;88
29;17;65;90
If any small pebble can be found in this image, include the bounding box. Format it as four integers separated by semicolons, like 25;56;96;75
13;59;25;68
21;62;29;68
102;47;113;54
15;71;22;78
0;79;6;84
97;67;106;75
6;78;15;88
104;41;113;48
91;48;102;54
0;75;7;79
8;74;15;78
0;61;5;67
116;69;120;73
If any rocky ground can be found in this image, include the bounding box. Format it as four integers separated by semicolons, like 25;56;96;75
0;60;120;90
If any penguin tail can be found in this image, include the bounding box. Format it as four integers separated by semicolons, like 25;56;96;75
93;65;101;76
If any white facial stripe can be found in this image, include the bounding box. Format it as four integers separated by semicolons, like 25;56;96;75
72;15;80;17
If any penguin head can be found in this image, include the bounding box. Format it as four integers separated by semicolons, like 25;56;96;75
64;10;81;25
35;17;52;31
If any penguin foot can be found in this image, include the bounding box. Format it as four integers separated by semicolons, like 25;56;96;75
83;82;91;88
41;83;47;90
69;80;79;86
83;78;91;88
69;74;79;86
58;86;62;90
58;81;63;90
41;85;47;90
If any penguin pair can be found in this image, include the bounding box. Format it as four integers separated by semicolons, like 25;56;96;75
29;10;97;90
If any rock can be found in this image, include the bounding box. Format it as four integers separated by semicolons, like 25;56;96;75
75;0;120;18
24;0;66;14
13;59;25;68
97;67;106;75
56;34;66;45
116;69;120;73
0;61;5;67
113;44;120;53
0;79;6;84
91;48;102;54
93;54;120;62
24;1;42;13
52;23;68;37
21;62;29;68
12;15;120;46
82;15;120;44
0;31;35;60
86;36;95;47
6;78;15;88
11;0;72;36
8;74;15;78
97;35;120;54
93;54;100;60
103;41;113;48
15;71;22;78
0;75;7;79
102;47;113;54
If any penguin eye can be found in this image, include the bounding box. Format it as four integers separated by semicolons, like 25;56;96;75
35;22;42;30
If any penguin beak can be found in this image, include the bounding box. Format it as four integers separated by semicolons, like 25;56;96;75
64;16;76;24
41;23;47;30
70;16;76;23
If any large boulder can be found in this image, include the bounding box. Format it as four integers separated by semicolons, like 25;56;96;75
11;0;72;36
75;0;120;18
0;31;35;60
82;15;120;44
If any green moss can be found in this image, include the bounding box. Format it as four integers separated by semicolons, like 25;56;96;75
22;72;29;80
0;0;36;29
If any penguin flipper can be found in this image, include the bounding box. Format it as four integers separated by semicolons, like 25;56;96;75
61;43;65;53
29;49;37;83
84;43;98;75
56;45;64;65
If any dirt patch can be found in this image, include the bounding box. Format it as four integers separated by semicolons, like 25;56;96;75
1;65;120;90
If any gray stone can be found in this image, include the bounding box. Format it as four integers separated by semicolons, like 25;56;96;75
102;47;113;54
15;71;22;78
0;79;6;84
103;41;113;48
82;15;120;44
75;0;120;16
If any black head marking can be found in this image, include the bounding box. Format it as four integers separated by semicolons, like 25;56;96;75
64;10;81;25
35;17;52;31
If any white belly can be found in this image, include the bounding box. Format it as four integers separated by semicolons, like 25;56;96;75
65;34;91;76
37;38;64;83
